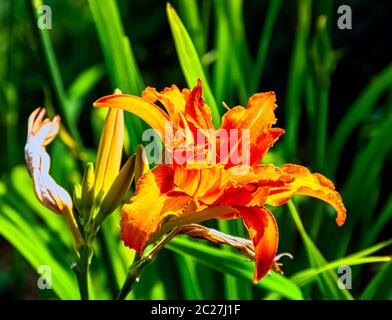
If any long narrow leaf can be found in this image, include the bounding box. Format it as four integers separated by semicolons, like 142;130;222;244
329;62;392;175
287;200;353;299
167;236;303;300
167;3;220;126
88;0;145;153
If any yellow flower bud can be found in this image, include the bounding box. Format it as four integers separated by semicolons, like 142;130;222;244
95;154;136;225
94;105;124;203
73;183;83;213
134;144;150;183
81;162;95;209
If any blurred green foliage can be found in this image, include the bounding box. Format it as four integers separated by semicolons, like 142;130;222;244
0;0;391;299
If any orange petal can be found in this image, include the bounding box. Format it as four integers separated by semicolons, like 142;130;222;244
94;94;169;140
120;165;192;254
173;164;229;204
249;128;285;166
215;164;293;207
266;164;347;226
220;92;284;167
142;85;186;127
184;79;214;130
238;206;278;282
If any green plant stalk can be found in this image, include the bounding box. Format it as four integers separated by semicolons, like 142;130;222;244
284;0;312;160
116;227;180;300
116;255;143;300
29;0;83;147
77;242;92;300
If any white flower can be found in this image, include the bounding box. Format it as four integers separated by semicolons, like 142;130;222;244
25;107;82;247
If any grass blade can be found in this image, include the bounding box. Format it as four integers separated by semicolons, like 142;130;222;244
287;200;353;299
360;263;392;300
224;0;252;103
166;3;220;126
218;220;253;299
67;64;105;124
29;0;82;146
167;236;304;300
88;0;146;153
284;0;312;160
329;62;392;175
336;107;392;257
177;0;206;56
175;255;204;299
0;202;78;299
212;0;234;108
291;239;392;286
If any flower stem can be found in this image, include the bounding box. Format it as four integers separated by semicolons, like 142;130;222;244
79;245;89;299
76;227;96;300
116;228;179;300
116;255;143;300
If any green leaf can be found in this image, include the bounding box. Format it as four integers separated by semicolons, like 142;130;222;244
67;64;105;123
329;62;392;175
166;3;220;126
362;196;392;248
88;0;146;153
212;0;233;105
175;255;204;299
291;238;392;286
224;0;252;104
337;108;392;257
30;0;82;146
284;0;312;160
166;236;303;300
177;0;205;56
9;166;73;248
287;200;353;300
218;219;253;299
0;202;78;299
361;263;392;300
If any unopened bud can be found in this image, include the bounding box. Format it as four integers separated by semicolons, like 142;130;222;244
73;183;83;213
81;162;95;209
95;155;136;225
134;144;149;182
94;106;124;202
25;107;83;249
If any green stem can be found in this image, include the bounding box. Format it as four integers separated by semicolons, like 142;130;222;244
76;220;97;300
78;243;92;300
116;255;144;300
116;228;179;300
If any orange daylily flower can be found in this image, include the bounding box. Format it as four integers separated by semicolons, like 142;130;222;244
94;80;346;282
